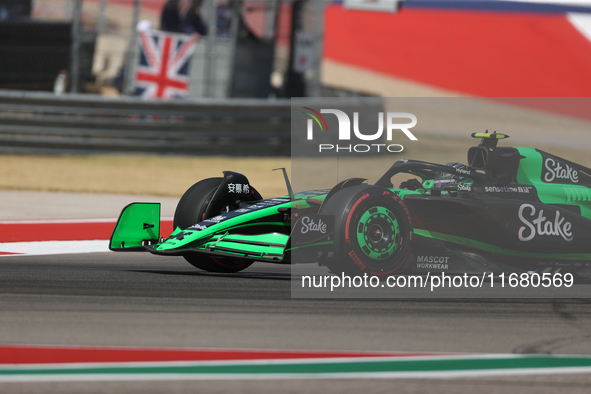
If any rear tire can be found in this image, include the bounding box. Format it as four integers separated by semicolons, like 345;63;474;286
174;178;253;273
320;185;412;276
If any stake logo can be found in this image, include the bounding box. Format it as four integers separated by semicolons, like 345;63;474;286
303;107;417;153
300;216;327;234
518;204;573;242
543;158;579;184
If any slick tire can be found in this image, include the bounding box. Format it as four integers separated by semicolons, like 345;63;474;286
174;178;253;273
320;185;413;276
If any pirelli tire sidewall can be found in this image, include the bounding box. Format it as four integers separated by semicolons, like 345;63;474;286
173;177;223;231
321;185;413;276
174;177;253;273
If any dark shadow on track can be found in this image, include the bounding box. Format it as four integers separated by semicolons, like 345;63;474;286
124;269;292;281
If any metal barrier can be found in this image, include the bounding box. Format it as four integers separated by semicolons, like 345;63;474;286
0;90;291;156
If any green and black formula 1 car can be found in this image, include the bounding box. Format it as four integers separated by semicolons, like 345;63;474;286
110;132;591;279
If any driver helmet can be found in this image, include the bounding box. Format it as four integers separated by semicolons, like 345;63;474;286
433;162;469;189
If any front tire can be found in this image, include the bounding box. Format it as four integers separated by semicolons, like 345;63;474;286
320;185;413;276
174;178;253;273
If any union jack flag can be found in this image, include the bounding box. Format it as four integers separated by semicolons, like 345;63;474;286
135;30;197;99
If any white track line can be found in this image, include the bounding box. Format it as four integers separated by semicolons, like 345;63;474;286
0;240;109;257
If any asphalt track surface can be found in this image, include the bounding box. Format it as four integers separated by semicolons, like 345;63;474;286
1;252;591;393
2;191;591;392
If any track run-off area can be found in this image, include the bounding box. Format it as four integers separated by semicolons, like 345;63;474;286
1;194;591;393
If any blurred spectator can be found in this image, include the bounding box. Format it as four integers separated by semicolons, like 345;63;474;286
137;20;153;32
113;20;154;93
160;0;183;33
53;70;67;95
0;0;31;21
184;0;208;36
216;0;233;38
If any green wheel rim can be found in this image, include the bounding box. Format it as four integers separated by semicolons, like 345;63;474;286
355;206;400;261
